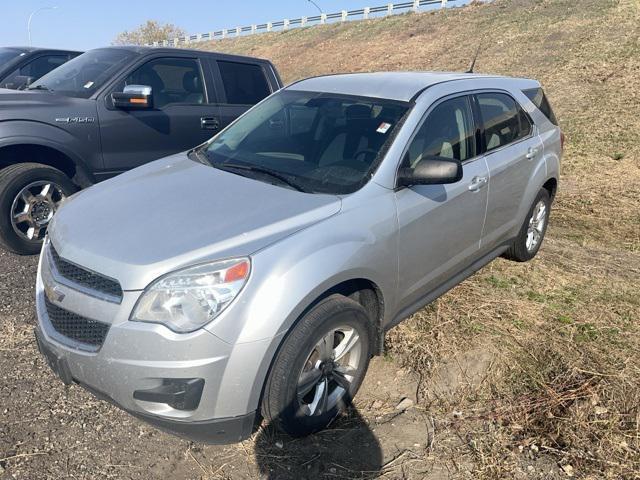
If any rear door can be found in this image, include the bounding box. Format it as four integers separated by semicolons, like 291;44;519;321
96;54;220;173
395;94;489;308
475;91;543;248
211;59;277;128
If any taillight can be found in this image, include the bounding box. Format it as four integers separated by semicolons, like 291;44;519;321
560;131;566;151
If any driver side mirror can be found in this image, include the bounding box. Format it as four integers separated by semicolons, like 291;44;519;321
397;155;463;187
112;84;153;109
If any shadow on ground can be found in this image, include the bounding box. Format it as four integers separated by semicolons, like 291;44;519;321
254;406;382;480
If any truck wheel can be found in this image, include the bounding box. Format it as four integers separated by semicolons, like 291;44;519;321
0;163;76;255
504;188;551;262
262;295;372;437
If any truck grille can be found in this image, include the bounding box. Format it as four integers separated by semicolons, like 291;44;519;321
44;298;110;348
49;245;123;303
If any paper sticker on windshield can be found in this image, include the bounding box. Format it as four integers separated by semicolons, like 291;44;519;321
377;122;392;134
83;81;94;89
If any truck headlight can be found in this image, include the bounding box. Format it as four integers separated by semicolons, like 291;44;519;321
131;258;250;333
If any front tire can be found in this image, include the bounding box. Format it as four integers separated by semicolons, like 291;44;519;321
262;294;372;437
0;163;76;255
504;188;551;262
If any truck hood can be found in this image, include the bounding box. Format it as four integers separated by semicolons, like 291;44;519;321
48;154;342;290
0;88;95;122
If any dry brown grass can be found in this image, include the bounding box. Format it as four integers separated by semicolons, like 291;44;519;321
196;0;640;477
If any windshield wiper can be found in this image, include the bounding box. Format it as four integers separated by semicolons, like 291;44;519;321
27;84;52;92
217;163;309;193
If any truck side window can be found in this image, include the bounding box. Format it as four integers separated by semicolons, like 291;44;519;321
477;93;531;152
217;61;271;105
124;57;205;108
1;55;68;89
404;96;475;167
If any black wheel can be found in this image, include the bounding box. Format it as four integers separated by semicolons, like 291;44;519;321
262;294;372;437
0;163;76;255
504;188;551;262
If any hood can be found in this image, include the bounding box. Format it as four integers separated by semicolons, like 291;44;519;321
48;154;342;290
0;88;94;122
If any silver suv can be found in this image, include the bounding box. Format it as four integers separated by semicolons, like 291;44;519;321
35;72;562;443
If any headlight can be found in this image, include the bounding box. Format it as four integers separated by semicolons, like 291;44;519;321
131;258;250;333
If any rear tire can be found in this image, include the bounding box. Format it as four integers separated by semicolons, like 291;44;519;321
504;188;551;262
0;163;76;255
262;294;372;437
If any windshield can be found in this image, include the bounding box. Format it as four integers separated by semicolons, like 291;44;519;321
203;90;409;194
29;48;137;98
0;48;24;67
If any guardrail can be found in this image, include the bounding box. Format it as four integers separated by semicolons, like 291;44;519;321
151;0;459;46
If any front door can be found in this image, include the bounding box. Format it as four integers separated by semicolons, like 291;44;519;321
97;56;219;173
395;95;489;309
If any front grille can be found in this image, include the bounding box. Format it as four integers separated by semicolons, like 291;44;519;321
44;298;110;348
49;245;123;302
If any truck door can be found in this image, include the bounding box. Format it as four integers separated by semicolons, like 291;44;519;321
96;55;220;174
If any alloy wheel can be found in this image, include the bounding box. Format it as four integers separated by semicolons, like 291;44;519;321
11;181;66;242
296;326;363;417
526;200;547;252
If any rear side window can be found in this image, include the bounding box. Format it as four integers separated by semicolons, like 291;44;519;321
523;87;558;125
217;61;271;105
477;93;531;152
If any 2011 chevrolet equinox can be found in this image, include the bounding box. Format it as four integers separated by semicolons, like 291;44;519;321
35;72;562;443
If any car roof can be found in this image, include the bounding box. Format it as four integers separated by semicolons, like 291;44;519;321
4;46;81;54
103;45;272;64
287;72;539;102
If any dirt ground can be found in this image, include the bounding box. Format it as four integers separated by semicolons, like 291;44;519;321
1;0;639;479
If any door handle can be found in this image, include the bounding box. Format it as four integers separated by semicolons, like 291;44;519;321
525;147;539;160
201;117;220;130
468;176;488;192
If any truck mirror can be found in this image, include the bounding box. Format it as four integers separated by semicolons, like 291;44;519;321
112;84;153;109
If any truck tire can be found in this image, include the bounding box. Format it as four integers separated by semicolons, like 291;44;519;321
0;163;76;255
504;188;551;262
262;294;372;437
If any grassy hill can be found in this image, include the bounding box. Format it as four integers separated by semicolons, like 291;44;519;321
197;0;640;477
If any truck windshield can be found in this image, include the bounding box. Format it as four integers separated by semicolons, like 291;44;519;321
29;48;136;98
203;90;409;194
0;48;24;67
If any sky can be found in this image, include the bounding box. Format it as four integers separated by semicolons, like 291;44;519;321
0;0;456;51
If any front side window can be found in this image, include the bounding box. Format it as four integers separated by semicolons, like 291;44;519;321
123;57;205;108
217;61;271;105
477;92;531;152
404;96;475;168
202;90;409;194
29;48;137;98
1;55;68;89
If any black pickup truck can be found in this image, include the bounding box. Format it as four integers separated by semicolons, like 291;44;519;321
0;46;283;254
0;47;80;90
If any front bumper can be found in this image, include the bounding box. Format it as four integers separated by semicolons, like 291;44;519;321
34;244;273;443
35;325;256;443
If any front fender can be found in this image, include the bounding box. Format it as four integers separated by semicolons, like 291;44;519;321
0;120;100;184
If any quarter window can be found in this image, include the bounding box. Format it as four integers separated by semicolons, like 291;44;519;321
217;61;271;105
477;93;531;152
123;57;205;108
404;96;475;168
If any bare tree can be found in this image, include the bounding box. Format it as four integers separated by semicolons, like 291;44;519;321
113;20;186;46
